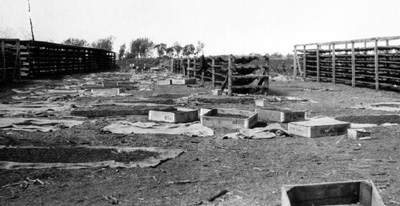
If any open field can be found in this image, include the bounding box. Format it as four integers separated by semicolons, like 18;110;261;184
0;71;399;206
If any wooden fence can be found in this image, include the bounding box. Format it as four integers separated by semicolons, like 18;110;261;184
293;36;400;90
171;55;269;95
1;39;116;82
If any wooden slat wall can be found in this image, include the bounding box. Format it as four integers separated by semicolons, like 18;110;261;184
0;39;116;82
294;36;400;90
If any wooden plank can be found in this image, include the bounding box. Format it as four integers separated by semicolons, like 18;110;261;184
231;75;268;79
370;181;385;206
231;85;269;89
294;35;400;47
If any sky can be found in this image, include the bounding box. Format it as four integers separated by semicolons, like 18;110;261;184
1;0;400;56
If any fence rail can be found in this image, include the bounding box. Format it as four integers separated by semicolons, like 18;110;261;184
293;36;400;90
1;39;116;82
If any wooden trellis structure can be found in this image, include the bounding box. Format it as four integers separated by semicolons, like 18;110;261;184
0;39;21;82
1;39;116;82
171;55;269;96
293;36;400;90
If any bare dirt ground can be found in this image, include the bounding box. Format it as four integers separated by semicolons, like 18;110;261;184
1;72;400;206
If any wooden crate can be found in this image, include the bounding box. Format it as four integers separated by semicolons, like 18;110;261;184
282;180;384;206
172;78;196;85
148;107;199;123
256;109;305;123
288;118;350;138
157;79;172;85
201;108;258;129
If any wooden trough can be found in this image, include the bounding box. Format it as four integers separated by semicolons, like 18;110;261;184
172;78;196;85
157;79;172;85
148;107;199;123
91;88;125;95
281;180;384;206
256;109;306;123
200;108;258;129
288;118;350;138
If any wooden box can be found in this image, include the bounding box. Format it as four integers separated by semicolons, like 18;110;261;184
282;180;384;206
212;89;222;96
102;80;119;87
172;78;196;85
288;118;350;138
255;99;269;107
201;108;258;129
148;107;199;123
256;109;305;123
157;79;172;85
347;128;371;140
91;88;125;95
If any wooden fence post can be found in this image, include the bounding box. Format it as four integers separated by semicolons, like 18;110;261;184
201;62;205;85
170;58;174;72
186;58;190;77
293;46;297;78
211;58;215;87
303;45;306;81
332;44;336;83
374;39;379;90
180;58;184;75
2;40;5;82
316;44;320;82
351;41;356;87
228;55;232;96
364;41;367;55
13;40;21;81
193;57;197;79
